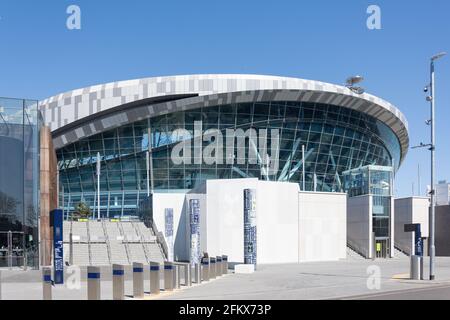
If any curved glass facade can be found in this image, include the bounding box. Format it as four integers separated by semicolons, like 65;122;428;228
57;101;401;218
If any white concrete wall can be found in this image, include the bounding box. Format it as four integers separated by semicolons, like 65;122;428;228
204;179;259;262
347;195;372;258
152;192;189;261
152;179;347;264
205;179;301;264
256;181;301;264
298;192;347;262
394;197;429;255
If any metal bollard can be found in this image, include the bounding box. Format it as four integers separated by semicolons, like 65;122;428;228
222;255;228;275
210;257;216;279
201;258;210;281
112;264;125;300
149;262;160;295
216;256;223;276
173;264;181;289
87;266;101;300
193;263;201;284
42;267;52;300
164;262;174;291
133;262;144;299
184;263;192;286
410;255;424;280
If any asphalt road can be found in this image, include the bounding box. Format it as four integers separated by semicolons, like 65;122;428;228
343;284;450;300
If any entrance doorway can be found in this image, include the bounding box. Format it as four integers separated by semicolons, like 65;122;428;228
375;238;390;259
0;231;26;269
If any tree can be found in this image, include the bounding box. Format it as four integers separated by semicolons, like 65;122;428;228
73;202;92;220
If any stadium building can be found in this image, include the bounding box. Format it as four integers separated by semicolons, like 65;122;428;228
38;74;410;262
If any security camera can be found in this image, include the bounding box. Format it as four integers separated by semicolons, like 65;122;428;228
424;86;429;93
426;96;433;102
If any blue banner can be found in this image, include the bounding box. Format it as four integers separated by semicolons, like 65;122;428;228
51;209;64;284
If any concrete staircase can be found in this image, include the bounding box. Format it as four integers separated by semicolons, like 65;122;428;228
62;220;166;266
393;247;410;259
346;246;366;260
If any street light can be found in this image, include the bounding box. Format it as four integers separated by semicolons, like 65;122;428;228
415;52;447;280
429;52;446;281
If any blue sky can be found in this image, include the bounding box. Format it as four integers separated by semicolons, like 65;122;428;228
1;0;449;197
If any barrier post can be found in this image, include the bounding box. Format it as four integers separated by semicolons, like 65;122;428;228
201;257;210;281
173;264;180;289
193;263;201;284
184;263;192;286
164;262;174;291
222;255;228;275
210;257;216;279
216;256;223;276
133;262;144;299
42;267;52;300
149;262;160;295
87;266;101;300
112;264;125;300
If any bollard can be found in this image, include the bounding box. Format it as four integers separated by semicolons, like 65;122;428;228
201;257;210;281
87;266;101;300
42;267;52;300
222;255;228;275
149;262;160;295
184;263;192;286
173;264;181;289
410;255;424;280
193;263;201;284
216;256;223;276
164;262;174;291
210;257;216;279
133;262;144;299
112;264;125;300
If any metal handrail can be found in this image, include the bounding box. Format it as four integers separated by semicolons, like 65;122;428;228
101;220;112;264
150;220;169;261
117;222;131;264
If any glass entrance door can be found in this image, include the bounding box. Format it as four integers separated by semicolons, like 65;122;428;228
0;231;26;269
375;238;390;259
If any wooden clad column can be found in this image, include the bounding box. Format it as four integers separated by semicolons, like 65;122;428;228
39;126;58;266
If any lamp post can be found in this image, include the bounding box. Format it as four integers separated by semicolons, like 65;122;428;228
96;152;101;220
414;52;447;280
429;52;446;280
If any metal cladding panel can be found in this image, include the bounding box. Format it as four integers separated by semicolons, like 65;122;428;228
41;74;409;163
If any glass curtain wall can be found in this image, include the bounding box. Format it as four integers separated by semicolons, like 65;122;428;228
57;102;400;219
0;97;41;268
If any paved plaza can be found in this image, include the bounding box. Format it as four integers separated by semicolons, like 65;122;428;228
2;258;450;300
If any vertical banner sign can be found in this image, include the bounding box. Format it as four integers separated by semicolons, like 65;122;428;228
244;189;257;266
190;199;201;266
51;209;64;284
164;208;174;261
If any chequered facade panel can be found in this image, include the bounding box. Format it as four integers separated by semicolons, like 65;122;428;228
39;74;409;163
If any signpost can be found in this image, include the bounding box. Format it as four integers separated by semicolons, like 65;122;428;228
404;223;423;256
51;209;64;285
405;223;424;280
